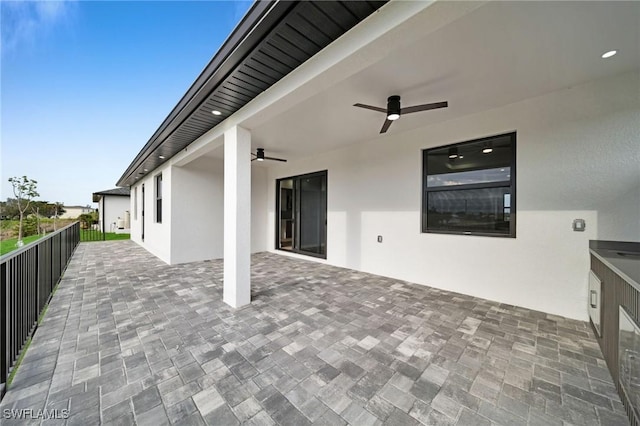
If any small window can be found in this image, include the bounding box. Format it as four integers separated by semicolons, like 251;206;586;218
155;174;162;223
422;132;516;237
133;186;138;220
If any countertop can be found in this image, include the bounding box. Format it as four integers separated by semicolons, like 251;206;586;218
590;240;640;292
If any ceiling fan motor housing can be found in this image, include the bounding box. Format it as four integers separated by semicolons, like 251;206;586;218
387;96;401;120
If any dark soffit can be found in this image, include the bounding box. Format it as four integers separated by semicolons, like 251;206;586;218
117;0;388;187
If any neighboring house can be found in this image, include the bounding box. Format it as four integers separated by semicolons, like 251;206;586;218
116;0;639;320
59;205;94;219
92;187;131;233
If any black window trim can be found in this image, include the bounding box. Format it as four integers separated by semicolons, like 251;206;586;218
155;173;163;224
421;131;517;238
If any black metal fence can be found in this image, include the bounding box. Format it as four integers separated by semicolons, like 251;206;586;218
0;221;80;399
80;226;105;242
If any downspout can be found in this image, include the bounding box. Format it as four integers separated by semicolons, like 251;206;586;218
102;197;106;236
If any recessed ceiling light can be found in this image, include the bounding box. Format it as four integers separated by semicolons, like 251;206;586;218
602;50;617;59
211;110;222;116
482;147;493;154
143;168;148;172
159;155;165;159
135;177;139;180
448;147;458;159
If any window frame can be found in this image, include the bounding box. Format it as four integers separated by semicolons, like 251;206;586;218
155;174;162;224
421;132;517;238
275;170;328;259
133;186;138;220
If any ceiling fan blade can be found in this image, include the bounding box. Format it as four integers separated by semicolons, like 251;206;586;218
264;156;287;162
380;119;393;133
354;103;387;113
401;101;448;115
251;158;258;161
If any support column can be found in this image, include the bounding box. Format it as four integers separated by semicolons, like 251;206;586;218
223;125;251;308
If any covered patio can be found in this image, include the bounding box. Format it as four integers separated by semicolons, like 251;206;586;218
0;241;627;425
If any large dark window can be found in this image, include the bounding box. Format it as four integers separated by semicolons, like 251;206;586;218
155;174;162;223
422;132;516;237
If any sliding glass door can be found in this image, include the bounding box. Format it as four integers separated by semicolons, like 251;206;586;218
276;171;327;258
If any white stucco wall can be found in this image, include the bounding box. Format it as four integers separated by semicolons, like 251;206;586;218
99;196;130;233
130;163;173;264
251;166;269;254
171;157;224;264
265;72;639;321
598;184;640;242
130;185;141;242
130;154;269;265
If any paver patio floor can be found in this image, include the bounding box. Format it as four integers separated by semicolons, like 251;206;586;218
0;241;628;425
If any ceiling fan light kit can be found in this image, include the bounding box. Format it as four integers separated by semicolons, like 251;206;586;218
354;95;448;134
386;96;401;120
252;148;287;162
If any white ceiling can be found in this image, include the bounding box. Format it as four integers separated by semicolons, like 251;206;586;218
241;1;639;161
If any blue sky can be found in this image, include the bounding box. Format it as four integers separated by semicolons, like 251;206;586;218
1;0;252;206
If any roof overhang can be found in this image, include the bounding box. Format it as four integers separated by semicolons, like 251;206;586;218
117;0;387;187
93;187;131;202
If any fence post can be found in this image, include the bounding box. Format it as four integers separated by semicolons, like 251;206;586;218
0;261;7;398
59;231;63;277
35;244;39;325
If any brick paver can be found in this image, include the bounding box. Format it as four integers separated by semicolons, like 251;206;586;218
0;241;628;425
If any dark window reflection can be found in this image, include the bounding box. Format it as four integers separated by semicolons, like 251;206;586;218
422;132;516;236
427;167;511;187
427;188;511;233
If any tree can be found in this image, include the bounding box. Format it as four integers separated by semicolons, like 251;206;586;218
79;211;98;230
54;202;66;217
30;201;65;218
8;176;39;245
0;198;20;220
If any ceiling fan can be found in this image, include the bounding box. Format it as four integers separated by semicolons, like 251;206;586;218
251;148;287;162
354;95;448;133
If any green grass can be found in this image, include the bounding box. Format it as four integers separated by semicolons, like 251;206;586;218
80;230;130;242
0;234;44;256
1;229;130;254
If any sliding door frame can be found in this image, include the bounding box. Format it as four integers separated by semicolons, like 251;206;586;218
275;170;327;259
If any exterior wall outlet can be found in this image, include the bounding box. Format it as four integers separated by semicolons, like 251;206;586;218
377;235;383;243
573;218;586;232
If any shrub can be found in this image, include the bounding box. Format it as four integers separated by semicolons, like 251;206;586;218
19;216;38;237
78;212;98;229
